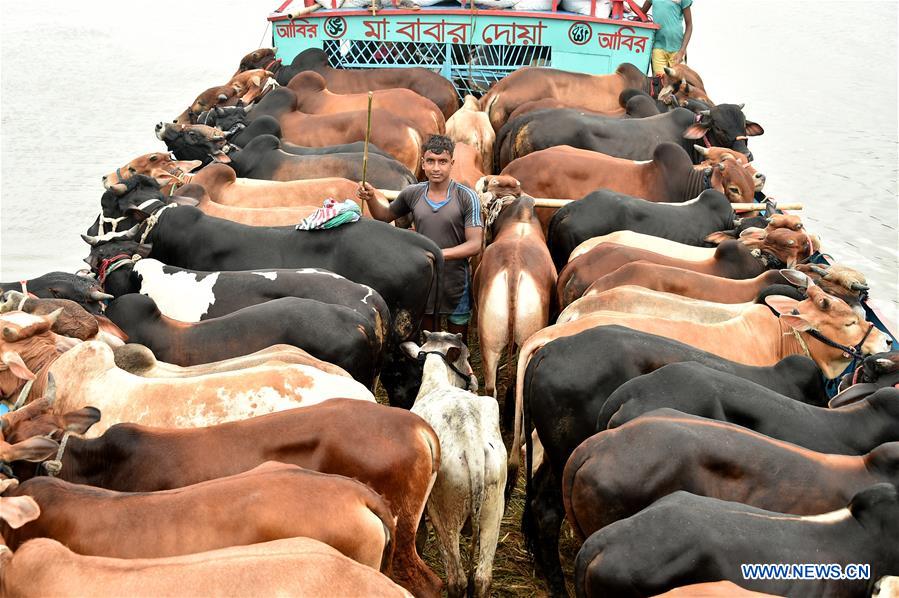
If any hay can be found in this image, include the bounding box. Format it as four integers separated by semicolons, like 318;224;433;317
376;327;580;596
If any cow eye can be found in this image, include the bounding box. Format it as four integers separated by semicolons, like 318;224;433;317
728;186;739;194
149;155;158;162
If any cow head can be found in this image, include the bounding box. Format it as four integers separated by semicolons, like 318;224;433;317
155;122;231;165
194;105;250;135
1;396;100;447
85;174;170;241
683;104;764;160
694;145;765;191
227;69;274;105
0;311;62;399
101;152;202;190
766;285;891;378
7;273;109;315
659;65;712;107
400;331;478;393
82;240;150;281
187;85;238;122
748;226;819;268
236;47;281;74
706;158;755;202
794;263;870;306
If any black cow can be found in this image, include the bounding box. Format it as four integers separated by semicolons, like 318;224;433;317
495;105;762;170
228;134;416;190
575;484;899;597
0;273;111;315
83;201;441;407
105;294;380;386
88;253;388;341
600;363;899;454
833;351;899;406
546;188;735;270
564;409;899;540
520;325;827;596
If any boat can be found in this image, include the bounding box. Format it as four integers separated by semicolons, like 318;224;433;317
269;0;658;97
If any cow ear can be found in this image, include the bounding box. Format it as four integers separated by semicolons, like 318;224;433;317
446;346;461;364
0;478;18;494
682;124;709;140
704;231;735;245
779;269;810;289
1;350;36;381
62;406;102;435
400;341;422;360
0;436;59;463
745;121;764;136
765;294;801;316
779;313;813;332
0;495;41;529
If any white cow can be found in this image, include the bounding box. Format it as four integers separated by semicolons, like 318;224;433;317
401;332;506;598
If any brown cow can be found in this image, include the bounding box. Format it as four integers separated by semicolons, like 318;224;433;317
502;143;755;203
508;285;891;484
445;95;495;175
1;399;442;598
0;537;412;598
101;152;202;189
0;292;125;348
450;142;487;189
695;145;765;191
3;462;395;571
180;162;381;210
288;71;445;137
473;185;557;399
277;109;423;173
557;228;819;307
481;63;707;131
238;47;459;119
176;69;275;124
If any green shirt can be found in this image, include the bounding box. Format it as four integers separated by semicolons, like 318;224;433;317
652;0;693;52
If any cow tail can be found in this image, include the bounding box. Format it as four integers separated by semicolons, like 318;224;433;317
521;351;538;554
376;511;396;575
466;448;485;575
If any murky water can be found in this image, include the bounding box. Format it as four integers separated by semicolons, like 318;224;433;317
2;1;896;327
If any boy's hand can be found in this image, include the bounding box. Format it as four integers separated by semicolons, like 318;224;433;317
356;181;375;203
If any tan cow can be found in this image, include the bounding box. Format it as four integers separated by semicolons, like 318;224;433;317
0;537;412;598
446;96;495;175
695;145;765;191
558;285;747;324
0;312;373;436
473;185;557;399
288;71;445;137
502;144;755;203
101;152;202;188
112;343;352;379
508;285;891;483
173;182;316;226
450;142;487;189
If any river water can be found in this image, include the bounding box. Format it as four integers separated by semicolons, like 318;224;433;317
2;0;896;327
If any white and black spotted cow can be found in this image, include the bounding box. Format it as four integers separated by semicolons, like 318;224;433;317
88;253;389;341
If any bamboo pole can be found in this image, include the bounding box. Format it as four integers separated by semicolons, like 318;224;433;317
361;91;373;189
374;188;803;212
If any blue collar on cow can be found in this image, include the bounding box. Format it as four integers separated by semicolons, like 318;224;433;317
417;350;472;391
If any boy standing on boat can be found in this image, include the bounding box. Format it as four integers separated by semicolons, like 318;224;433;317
642;0;693;75
356;135;484;342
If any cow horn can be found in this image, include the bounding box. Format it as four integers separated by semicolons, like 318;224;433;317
693;144;709;157
45;308;63;328
699;109;711;117
718;162;726;172
89;290;114;301
808;264;829;277
217;93;229;102
44;373;56;404
81;233;101;246
120;223;141;240
664;66;677;77
737;103;746;110
850;282;870;292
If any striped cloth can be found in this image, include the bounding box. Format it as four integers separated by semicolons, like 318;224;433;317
296;199;361;231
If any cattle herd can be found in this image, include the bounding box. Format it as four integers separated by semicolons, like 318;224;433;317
0;45;897;598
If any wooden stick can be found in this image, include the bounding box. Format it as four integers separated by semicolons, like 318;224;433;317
361;91;373;189
373;189;804;213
